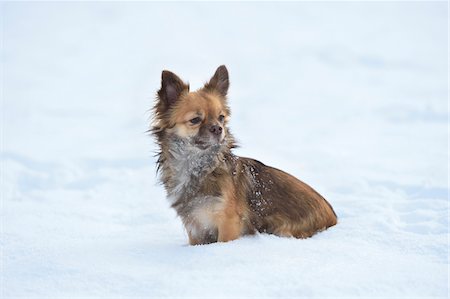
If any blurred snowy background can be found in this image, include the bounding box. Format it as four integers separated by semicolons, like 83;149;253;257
1;2;448;298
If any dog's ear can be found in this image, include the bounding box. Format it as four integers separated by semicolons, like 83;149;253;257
204;65;229;97
157;70;189;108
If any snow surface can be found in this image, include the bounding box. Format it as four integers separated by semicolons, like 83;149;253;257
1;2;448;298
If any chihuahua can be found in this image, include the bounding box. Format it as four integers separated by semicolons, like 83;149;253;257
152;65;337;245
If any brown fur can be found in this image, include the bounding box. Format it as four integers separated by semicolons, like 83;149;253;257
152;65;337;245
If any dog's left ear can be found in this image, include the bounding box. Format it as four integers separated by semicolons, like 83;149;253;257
204;65;229;97
157;70;189;109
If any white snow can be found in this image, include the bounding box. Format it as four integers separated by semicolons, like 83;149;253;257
1;2;448;298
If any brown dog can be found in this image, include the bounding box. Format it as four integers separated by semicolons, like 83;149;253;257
152;65;337;245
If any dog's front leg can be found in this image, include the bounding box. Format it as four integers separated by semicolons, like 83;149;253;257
217;212;242;242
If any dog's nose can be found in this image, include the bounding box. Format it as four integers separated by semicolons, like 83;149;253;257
209;125;223;136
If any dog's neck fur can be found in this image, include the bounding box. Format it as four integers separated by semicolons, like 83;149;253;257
157;134;230;202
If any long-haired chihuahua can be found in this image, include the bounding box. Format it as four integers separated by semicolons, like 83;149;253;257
152;65;337;245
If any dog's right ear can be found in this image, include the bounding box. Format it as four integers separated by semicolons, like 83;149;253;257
204;65;229;97
157;70;189;109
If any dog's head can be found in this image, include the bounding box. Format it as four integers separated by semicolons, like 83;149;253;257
153;65;234;150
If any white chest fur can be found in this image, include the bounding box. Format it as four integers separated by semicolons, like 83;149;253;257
182;196;224;239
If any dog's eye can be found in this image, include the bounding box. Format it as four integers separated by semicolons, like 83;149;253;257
190;117;202;125
218;115;225;122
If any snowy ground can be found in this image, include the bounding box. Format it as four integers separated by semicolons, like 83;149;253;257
1;2;448;298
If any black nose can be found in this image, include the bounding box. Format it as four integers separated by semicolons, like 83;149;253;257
209;125;223;136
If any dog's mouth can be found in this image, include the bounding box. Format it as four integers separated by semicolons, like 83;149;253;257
192;131;227;150
193;140;210;150
193;138;224;150
169;133;225;152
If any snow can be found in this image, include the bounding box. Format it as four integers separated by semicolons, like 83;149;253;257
1;2;448;298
